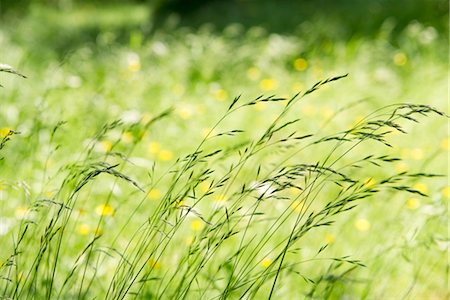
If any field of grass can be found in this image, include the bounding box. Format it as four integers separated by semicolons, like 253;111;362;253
0;1;448;299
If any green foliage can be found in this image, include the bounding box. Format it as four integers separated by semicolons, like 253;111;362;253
0;1;448;299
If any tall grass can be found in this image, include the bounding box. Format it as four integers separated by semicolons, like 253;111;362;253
0;72;446;299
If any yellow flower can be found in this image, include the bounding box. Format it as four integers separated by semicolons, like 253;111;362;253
290;187;301;195
94;227;103;237
313;66;324;79
140;113;153;125
147;258;161;269
148;142;161;155
325;233;336;244
301;104;317;116
121;131;134;144
247;67;260;81
185;235;194;246
441;186;450;198
176;106;194;119
393;52;407;66
0;127;12;138
406;198;420;210
202;127;216;138
158;149;173;161
147;188;161;200
401;148;410;159
293;58;308;71
352;115;365;127
213;89;228;102
15;207;28;219
414;183;428;194
260;257;272;268
291;200;303;213
364;178;376;188
191;219;204;231
98;140;113;153
174;199;185;208
441;138;449;151
77;224;91;235
199;181;210;193
354;218;370;232
213;194;227;203
126;52;141;72
259;78;278;91
395;162;409;173
410;148;424;160
291;82;304;92
254;102;267;111
95;204;115;216
321;107;334;119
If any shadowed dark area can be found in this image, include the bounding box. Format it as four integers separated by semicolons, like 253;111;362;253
152;0;448;40
1;0;448;58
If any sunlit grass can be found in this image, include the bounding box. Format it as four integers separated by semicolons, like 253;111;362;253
0;3;448;299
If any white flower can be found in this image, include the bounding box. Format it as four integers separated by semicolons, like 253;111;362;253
250;181;276;198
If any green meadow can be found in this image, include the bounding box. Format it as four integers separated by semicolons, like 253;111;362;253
0;1;448;299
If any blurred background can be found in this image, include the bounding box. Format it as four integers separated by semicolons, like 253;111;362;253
1;0;448;298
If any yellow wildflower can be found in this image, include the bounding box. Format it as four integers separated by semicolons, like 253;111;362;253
174;199;185;208
395;162;409;173
202;127;218;139
441;186;450;198
406;198;420;210
290;187;301;195
121;131;134;144
185;236;194;246
352;115;365;127
147;188;161;200
213;89;228;102
126;52;141;72
247;67;260;81
147;258;161;269
291;82;304;92
77;224;91;235
364;178;376;188
15;207;28;219
410;148;424;160
199;181;210;193
148;142;161;155
301;104;317;116
259;78;278;91
0;127;11;138
98;140;113;153
313;66;324;79
191;219;204;231
158;149;173;161
414;183;428;194
176;106;194;120
254;102;267;111
140;113;153;125
213;194;227;203
393;52;407;66
293;58;308;71
440;138;449;151
260;257;272;268
94;228;103;237
291;200;303;213
321;107;334;119
325;233;336;244
354;218;371;232
95;204;114;216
